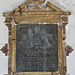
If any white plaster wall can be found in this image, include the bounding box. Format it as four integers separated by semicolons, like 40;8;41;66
0;0;75;75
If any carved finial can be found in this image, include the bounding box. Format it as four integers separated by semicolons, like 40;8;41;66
27;0;45;4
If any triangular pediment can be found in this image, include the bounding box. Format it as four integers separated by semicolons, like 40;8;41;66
9;0;64;14
47;2;63;11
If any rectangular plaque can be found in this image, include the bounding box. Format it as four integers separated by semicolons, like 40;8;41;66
16;24;58;72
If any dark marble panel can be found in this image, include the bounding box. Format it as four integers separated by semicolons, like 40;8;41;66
16;24;58;72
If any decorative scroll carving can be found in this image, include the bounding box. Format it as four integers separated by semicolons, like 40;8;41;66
0;44;9;56
65;45;73;56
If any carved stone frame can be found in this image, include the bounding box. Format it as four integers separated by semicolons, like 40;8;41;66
3;1;71;75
